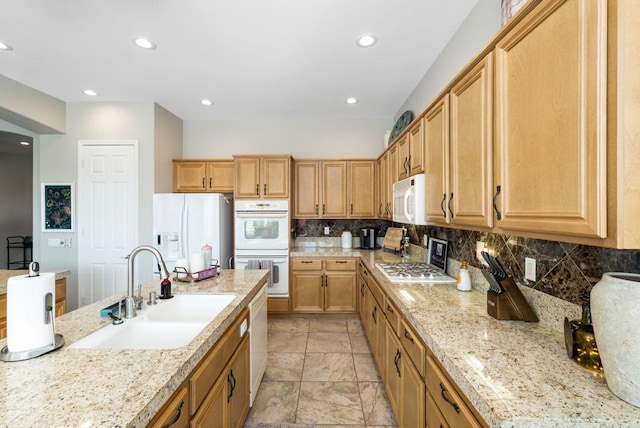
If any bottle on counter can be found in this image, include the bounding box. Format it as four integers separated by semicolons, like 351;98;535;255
457;261;472;291
341;231;352;249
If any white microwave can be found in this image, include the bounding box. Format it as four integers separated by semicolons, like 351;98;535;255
393;174;426;225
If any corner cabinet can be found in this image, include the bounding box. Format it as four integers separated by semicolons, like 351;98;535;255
173;160;234;193
424;95;450;226
234;155;291;199
291;258;357;313
494;0;607;239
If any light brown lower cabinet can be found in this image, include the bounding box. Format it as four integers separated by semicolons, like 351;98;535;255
426;354;482;428
291;258;357;313
148;308;251;428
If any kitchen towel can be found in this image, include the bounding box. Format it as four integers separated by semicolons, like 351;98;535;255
6;272;56;353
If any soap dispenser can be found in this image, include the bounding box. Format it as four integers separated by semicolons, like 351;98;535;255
457;261;472;291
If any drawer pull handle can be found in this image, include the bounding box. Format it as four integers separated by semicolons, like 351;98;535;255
386;305;394;313
403;328;415;344
161;399;184;428
301;260;314;264
394;349;401;377
227;369;237;403
360;283;365;296
493;185;502;220
336;261;347;264
440;382;460;414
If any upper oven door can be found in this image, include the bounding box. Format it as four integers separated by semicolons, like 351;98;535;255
235;211;289;251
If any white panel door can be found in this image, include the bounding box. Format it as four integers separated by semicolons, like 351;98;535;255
78;141;138;306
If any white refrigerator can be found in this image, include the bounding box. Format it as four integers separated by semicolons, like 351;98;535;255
152;193;233;276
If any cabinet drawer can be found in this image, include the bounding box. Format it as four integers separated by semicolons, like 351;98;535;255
368;277;385;311
400;318;425;377
150;384;189;428
384;297;401;337
291;259;323;271
426;354;481;428
190;309;249;415
325;259;356;271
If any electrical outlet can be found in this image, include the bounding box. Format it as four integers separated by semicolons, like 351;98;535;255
64;238;72;248
525;257;537;281
423;234;428;246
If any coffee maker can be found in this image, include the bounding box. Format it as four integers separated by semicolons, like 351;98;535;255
360;228;377;249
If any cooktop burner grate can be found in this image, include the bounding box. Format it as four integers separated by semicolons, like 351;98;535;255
375;262;456;284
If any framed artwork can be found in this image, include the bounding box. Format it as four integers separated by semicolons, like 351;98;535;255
42;183;74;232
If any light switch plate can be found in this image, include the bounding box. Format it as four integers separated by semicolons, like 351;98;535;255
48;238;65;248
525;257;536;281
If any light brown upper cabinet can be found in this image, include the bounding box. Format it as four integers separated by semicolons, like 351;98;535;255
424;95;450;226
293;160;375;219
234;155;291;199
493;0;607;239
398;120;425;180
377;153;391;219
449;52;494;229
173;160;234;193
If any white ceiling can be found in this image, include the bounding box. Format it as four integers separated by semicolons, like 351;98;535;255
0;0;479;122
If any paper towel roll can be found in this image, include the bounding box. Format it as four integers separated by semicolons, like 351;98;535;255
7;272;56;352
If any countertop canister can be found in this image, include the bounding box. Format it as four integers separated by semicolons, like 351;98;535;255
591;272;640;408
341;231;352;249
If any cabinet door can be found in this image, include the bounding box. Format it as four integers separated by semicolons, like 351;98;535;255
174;161;207;192
291;271;324;313
325;271;356;313
378;154;389;218
408;119;425;176
228;336;250;428
424;95;450;225
262;157;290;199
399;353;425;428
450;53;494;229
348;161;376;218
358;272;369;328
494;0;607;238
207;161;234;193
384;321;402;417
322;161;348;218
294;161;320;218
234;158;260;198
191;375;225;428
151;385;190;428
388;144;399;187
397;134;410;180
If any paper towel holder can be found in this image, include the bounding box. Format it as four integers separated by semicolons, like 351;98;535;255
1;304;64;362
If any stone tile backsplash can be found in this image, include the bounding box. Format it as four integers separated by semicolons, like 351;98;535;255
294;219;640;306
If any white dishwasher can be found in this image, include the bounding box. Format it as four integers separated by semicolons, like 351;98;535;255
248;284;268;406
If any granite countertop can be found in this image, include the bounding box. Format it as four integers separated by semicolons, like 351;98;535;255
0;269;72;295
292;246;640;427
0;269;269;427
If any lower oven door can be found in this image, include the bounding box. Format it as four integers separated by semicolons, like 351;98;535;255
236;255;289;297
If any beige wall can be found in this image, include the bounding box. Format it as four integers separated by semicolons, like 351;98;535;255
183;118;389;160
154;104;183;193
0;74;66;134
393;0;501;122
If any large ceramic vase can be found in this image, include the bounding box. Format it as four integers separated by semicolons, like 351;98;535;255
591;272;640;408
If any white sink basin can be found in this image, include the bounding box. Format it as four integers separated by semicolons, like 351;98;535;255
70;294;236;350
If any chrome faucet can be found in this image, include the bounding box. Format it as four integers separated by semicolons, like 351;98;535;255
124;245;171;318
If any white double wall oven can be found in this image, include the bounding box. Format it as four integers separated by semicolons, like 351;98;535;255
234;200;290;296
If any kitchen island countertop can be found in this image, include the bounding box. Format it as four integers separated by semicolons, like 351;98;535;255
0;269;268;427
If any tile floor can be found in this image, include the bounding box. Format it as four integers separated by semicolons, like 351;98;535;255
245;318;397;428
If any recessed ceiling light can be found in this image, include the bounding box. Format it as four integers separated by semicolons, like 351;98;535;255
19;141;30;146
0;41;13;51
200;99;213;106
83;89;98;97
346;97;358;104
356;34;377;48
134;38;156;50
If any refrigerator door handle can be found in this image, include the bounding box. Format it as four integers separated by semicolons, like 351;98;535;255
180;201;188;259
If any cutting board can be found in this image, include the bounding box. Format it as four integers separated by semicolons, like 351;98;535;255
382;227;405;252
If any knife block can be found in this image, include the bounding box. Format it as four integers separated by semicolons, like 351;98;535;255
487;277;538;322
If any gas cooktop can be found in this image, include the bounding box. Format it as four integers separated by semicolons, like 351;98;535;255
375;262;457;284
